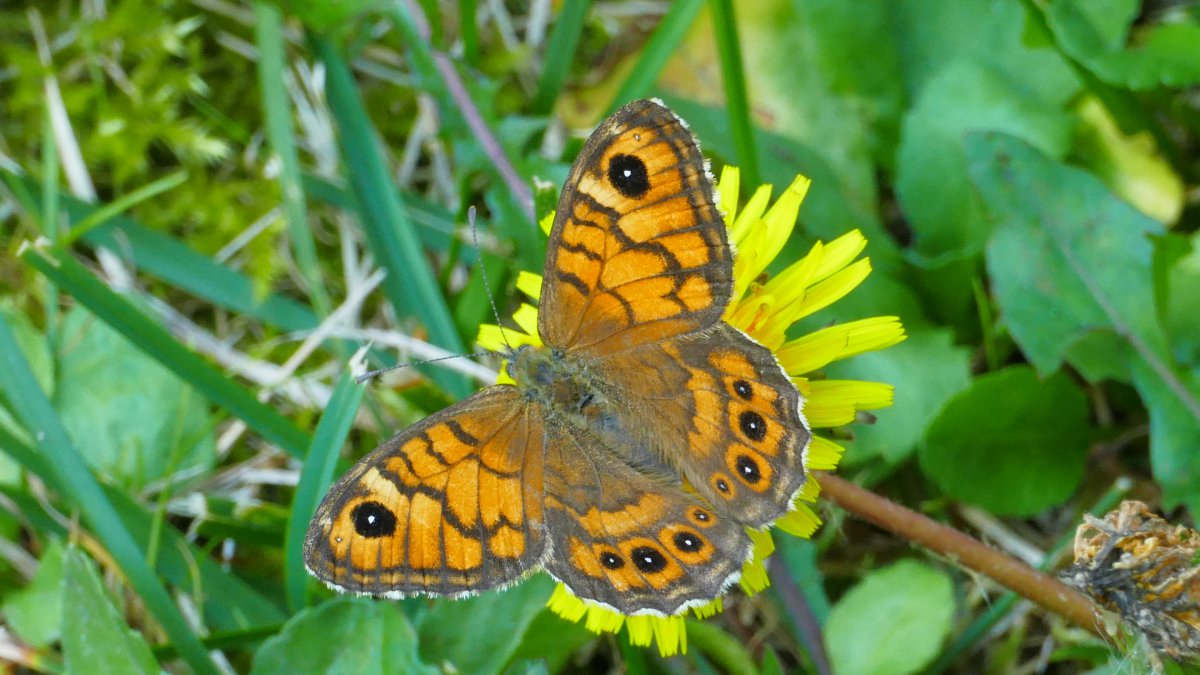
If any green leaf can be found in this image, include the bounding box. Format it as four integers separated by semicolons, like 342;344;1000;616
1046;0;1200;89
1133;361;1200;514
830;327;971;465
1163;232;1200;368
61;548;159;675
896;60;1074;265
920;366;1091;516
3;539;65;648
54;306;214;486
893;0;1078;103
825;559;955;675
505;609;595;674
417;575;554;675
252;597;435;675
968;132;1166;371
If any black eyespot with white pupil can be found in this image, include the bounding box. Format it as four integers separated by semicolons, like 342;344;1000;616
673;530;704;553
733;379;753;400
736;454;762;484
715;477;730;493
351;501;396;538
692;509;711;522
631;546;668;573
740;410;767;441
600;551;625;569
608;154;651;199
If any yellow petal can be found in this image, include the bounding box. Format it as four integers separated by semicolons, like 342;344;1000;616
803;380;895;427
775;502;821;538
787;259;872;322
539;211;555;236
804;435;845;472
717;165;741;225
516;271;543;301
730;184;773;247
776;316;907;376
739;528;776;594
810;230;867;281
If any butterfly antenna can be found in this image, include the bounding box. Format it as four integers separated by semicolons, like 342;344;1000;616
468;206;514;352
356;351;495;385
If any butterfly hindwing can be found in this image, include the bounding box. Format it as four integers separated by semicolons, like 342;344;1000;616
599;323;810;527
539;421;752;615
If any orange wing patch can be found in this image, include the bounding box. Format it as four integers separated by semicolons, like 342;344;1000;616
304;387;547;596
538;100;731;352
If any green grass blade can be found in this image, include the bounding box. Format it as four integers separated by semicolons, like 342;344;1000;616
285;369;364;611
606;0;704;111
21;246;310;457
460;0;479;64
314;34;470;398
531;1;592;114
709;0;760;188
254;2;330;317
0;171;319;333
0;314;219;675
60;171;187;246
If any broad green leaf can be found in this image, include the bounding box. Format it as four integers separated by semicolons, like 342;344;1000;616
3;539;65;647
61;548;159;675
892;0;1078;103
1133;361;1200;514
1163;232;1200;368
896;60;1073;265
967;133;1172;377
830;327;971;465
418;575;554;675
1047;0;1200;89
252;597;434;675
825;559;955;675
506;609;596;674
54;306;214;487
920;366;1091;516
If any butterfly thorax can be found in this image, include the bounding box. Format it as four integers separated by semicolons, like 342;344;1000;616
506;345;616;428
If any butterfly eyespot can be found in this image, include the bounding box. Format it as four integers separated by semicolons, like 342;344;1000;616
599;551;625;570
739;410;767;442
350;501;397;538
688;507;715;527
630;545;668;573
608;154;650;199
672;530;705;553
735;454;762;484
712;474;734;496
733;379;753;400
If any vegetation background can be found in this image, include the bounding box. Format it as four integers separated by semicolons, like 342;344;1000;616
1;0;1198;673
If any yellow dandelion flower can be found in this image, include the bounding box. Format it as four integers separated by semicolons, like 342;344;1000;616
477;167;905;656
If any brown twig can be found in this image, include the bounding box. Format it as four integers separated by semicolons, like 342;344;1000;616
815;471;1103;636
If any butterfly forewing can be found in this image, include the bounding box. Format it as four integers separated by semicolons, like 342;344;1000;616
304;387;547;597
538;99;731;353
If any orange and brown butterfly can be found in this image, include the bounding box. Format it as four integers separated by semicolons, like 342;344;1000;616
304;99;811;616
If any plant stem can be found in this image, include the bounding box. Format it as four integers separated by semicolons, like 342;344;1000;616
815;471;1103;636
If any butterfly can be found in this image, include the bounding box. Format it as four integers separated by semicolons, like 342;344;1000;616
304;99;811;615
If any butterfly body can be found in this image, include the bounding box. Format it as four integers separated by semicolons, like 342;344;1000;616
306;99;811;615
